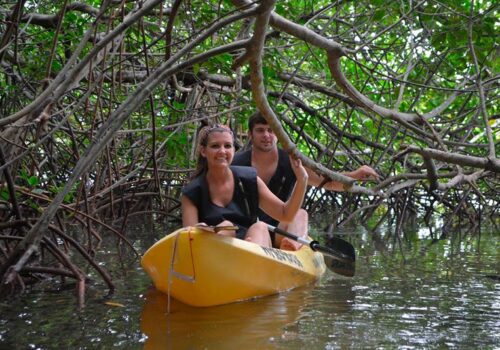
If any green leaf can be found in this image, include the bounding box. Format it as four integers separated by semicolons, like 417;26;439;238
28;176;39;187
1;190;9;201
65;11;78;22
20;169;29;181
262;65;277;80
173;101;185;110
51;60;62;72
373;9;385;21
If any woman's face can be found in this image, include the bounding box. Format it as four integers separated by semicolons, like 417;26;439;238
200;131;234;168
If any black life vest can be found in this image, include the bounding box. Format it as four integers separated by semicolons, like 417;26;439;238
232;148;296;225
182;166;259;239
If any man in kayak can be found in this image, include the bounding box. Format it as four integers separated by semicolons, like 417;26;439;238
232;112;379;250
181;124;309;247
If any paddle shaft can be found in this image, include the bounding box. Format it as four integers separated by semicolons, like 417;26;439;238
267;225;353;263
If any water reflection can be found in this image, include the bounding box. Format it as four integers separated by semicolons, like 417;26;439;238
140;287;306;349
311;277;356;314
139;275;360;349
1;225;498;349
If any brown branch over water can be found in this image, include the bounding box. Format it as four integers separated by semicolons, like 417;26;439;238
1;0;498;302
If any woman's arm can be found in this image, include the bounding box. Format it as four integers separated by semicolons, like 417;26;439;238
181;195;199;227
258;157;308;223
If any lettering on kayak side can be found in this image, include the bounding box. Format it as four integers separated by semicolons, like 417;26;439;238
261;247;304;269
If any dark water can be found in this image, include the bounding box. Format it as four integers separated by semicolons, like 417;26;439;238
1;221;499;349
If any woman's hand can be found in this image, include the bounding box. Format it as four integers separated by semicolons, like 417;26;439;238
289;155;308;184
215;220;237;237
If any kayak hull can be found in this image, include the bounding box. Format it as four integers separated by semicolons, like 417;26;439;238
141;227;326;307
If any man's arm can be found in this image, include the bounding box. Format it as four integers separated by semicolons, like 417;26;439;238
305;165;379;192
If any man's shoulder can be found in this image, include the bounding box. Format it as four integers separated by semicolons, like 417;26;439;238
232;149;252;165
274;149;296;183
277;148;288;159
230;165;257;178
277;148;292;167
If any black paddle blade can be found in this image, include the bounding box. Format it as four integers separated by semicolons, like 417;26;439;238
326;236;356;262
324;236;356;277
309;240;355;277
323;255;355;277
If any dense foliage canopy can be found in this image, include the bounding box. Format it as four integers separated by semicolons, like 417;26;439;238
0;0;498;300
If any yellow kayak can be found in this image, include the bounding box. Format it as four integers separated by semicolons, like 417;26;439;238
141;226;326;307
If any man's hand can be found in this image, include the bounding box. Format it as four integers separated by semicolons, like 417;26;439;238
353;165;379;181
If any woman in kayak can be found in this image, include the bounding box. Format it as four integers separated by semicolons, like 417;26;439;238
181;124;308;247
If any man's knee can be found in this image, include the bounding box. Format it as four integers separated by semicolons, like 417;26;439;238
246;221;271;247
296;208;308;222
247;221;270;236
255;221;268;231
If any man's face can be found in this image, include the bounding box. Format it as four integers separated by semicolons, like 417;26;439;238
250;123;277;152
